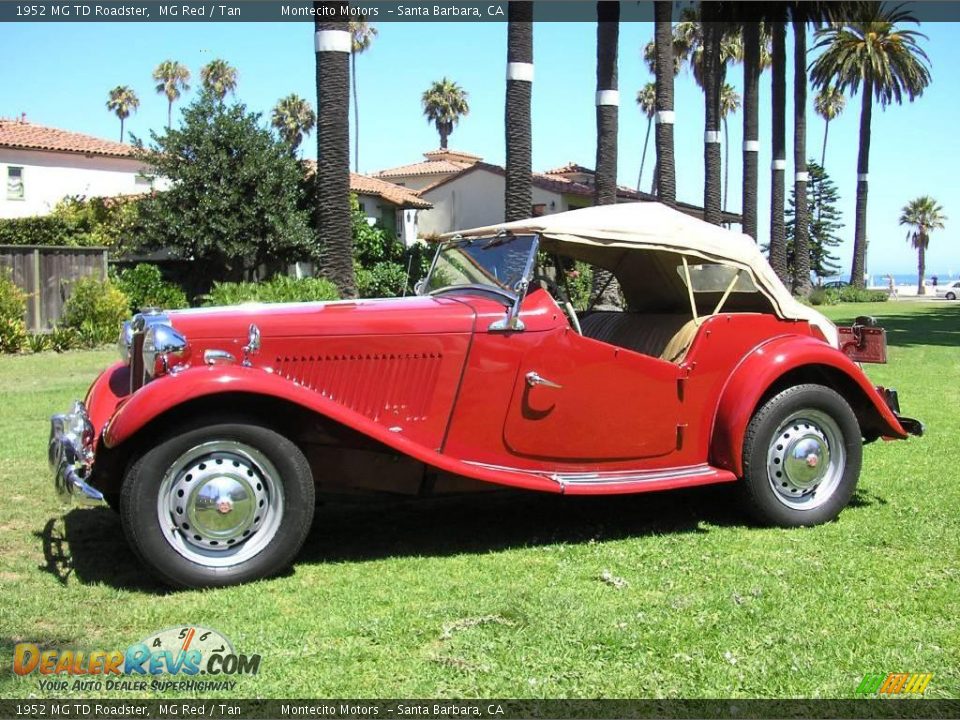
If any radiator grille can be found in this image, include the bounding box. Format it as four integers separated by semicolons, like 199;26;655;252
274;353;443;423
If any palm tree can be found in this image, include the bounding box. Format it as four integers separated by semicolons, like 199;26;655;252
791;8;811;295
592;1;621;308
635;82;656;191
768;13;788;283
105;85;139;142
200;58;238;101
349;19;377;172
720;83;741;214
421;78;470;149
653;0;677;206
505;1;533;223
899;196;946;295
271;94;317;152
315;17;355;297
814;85;846;170
741;20;763;241
811;3;931;288
152;59;191;129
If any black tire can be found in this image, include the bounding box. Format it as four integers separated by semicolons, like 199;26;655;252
740;384;862;527
946;292;956;301
120;420;314;589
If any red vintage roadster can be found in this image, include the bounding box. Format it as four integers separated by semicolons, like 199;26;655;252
49;203;921;588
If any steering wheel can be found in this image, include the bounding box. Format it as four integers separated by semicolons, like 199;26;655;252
532;274;582;335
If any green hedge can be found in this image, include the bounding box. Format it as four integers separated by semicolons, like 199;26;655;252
202;275;340;306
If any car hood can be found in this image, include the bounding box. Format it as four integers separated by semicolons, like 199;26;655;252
166;295;476;340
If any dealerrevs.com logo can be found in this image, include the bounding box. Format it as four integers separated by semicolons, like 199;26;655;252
856;673;934;696
13;626;260;692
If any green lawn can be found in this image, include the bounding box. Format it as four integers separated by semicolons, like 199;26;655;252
0;302;957;699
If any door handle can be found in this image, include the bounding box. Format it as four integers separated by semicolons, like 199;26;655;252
526;371;562;389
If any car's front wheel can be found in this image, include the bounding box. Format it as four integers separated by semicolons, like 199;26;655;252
740;384;862;527
946;291;956;301
120;420;315;588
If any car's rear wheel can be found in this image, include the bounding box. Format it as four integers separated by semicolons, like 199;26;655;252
946;292;956;300
740;384;862;527
120;420;314;588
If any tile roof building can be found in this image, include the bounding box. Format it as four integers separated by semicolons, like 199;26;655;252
0;116;157;219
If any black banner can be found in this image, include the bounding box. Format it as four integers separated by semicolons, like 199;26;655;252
3;1;960;23
2;699;960;720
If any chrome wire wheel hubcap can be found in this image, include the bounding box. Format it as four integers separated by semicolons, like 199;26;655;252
157;441;284;567
766;409;845;510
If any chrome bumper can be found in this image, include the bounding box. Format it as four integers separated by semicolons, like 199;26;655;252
49;401;106;507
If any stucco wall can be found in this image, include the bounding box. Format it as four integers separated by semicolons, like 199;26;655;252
417;168;565;236
0;148;157;218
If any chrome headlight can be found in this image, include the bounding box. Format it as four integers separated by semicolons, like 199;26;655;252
142;323;189;379
118;321;134;363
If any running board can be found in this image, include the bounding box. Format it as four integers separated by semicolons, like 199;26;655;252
462;461;738;496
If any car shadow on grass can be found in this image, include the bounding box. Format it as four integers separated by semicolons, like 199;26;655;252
40;481;887;590
831;303;960;348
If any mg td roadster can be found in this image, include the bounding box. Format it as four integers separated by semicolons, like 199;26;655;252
50;203;921;588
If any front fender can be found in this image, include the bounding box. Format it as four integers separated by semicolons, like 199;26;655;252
710;335;908;476
102;365;561;494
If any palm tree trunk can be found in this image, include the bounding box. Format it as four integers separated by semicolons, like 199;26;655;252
742;21;760;241
769;17;788;283
851;81;872;289
723;116;729;213
820;119;829;169
591;1;621;308
792;15;811;295
637;118;652;192
315;10;356;297
917;241;926;295
167;100;173;130
702;14;722;225
119;117;125;142
505;1;533;223
654;1;676;206
439;125;448;149
351;51;360;172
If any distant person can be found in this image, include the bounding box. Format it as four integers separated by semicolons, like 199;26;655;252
932;275;938;287
887;274;899;300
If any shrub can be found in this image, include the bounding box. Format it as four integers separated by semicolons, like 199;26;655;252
26;333;50;353
826;286;889;304
201;275;340;306
0;196;139;248
356;261;410;299
112;264;188;313
61;276;130;346
49;325;80;353
0;269;27;354
807;288;835;307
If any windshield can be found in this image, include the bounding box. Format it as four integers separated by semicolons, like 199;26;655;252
422;234;538;297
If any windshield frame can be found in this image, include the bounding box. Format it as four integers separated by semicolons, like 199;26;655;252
419;233;541;301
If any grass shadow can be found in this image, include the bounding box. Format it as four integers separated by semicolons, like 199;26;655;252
830;303;960;348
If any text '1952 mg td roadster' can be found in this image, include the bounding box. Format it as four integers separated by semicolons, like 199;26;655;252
49;203;922;588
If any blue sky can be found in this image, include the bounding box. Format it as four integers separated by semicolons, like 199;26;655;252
3;17;957;278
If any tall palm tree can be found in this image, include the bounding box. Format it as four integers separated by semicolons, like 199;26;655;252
741;20;763;241
152;59;191;129
899;196;946;295
349;19;377;172
811;3;931;288
814;85;846;170
592;1;620;308
421;78;470;149
720;83;741;214
635;82;656;192
700;7;723;225
653;0;677;206
315;14;355;297
200;58;238;101
271;94;317;152
505;1;533;223
791;8;811;295
768;13;788;283
105;85;139;142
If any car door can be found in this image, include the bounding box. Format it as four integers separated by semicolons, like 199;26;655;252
503;328;682;462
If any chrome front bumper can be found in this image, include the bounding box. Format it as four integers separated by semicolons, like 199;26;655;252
49;401;106;507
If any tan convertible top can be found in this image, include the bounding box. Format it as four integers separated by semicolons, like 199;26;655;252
445;202;836;344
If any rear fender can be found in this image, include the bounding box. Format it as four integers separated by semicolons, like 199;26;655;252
710;335;907;476
102;365;562;494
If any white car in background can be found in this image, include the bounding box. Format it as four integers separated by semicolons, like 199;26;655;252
935;280;960;300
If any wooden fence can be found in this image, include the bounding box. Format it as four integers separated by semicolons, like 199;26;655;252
0;245;109;332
